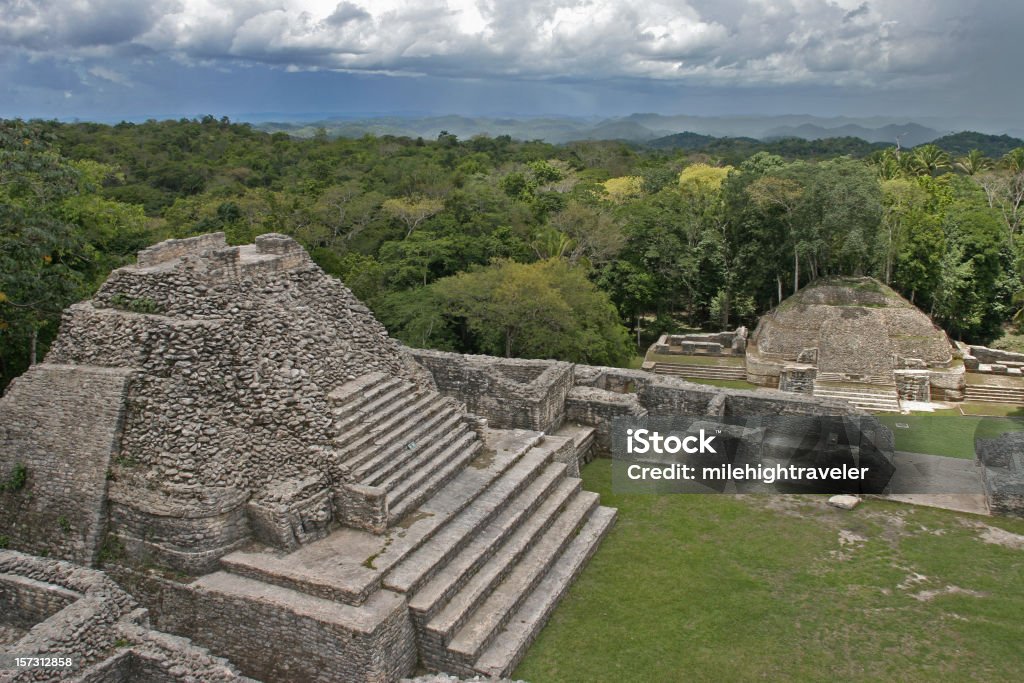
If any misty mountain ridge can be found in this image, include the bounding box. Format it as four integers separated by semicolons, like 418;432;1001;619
254;113;1021;152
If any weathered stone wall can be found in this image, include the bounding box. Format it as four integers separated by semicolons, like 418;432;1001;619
47;235;425;493
0;551;254;683
136;572;417;683
134;232;228;268
977;431;1024;518
106;484;251;574
0;574;79;630
0;550;136;681
779;366;816;394
969;345;1024;366
894;371;930;402
0;364;133;565
565;387;648;455
15;233;438;570
409;349;573;432
723;390;854;418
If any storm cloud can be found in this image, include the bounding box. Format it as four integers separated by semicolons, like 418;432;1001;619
0;0;1020;126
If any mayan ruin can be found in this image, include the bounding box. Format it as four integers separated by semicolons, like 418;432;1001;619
3;231;1024;682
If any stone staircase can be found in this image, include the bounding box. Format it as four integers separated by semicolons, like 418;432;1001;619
964;384;1024;405
653;362;747;381
329;372;483;524
812;380;901;413
218;428;616;679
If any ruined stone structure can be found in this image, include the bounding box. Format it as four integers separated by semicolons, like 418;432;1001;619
0;550;254;682
1;235;995;681
1;234;619;681
745;278;964;412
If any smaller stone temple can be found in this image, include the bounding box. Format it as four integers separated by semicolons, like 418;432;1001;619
647;278;966;412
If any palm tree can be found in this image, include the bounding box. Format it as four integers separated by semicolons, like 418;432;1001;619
955;149;991;176
1003;147;1024;175
911;144;952;177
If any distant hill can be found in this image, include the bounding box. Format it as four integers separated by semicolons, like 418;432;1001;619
929;131;1024;157
762;122;941;147
252;114;1011;152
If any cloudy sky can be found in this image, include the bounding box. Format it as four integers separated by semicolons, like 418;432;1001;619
0;0;1020;130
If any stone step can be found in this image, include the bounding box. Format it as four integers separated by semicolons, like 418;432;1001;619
388;434;483;524
331;375;409;419
191;570;406;637
814;398;900;410
406;462;568;624
420;478;583;661
654;364;747;379
333;391;440;458
964;395;1024;405
327;371;390;410
369;429;545;575
384;440;560;596
331;381;419;440
331;383;423;451
373;418;472;493
816;373;894;385
813;391;900;402
965;386;1024;402
813;383;899;398
473;505;617;678
358;406;465;486
444;490;601;668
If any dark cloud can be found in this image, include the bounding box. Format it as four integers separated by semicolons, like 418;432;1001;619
0;0;1020;129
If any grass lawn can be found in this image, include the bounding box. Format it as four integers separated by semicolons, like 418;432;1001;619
958;403;1024;418
514;459;1024;682
645;352;745;367
876;411;1024;459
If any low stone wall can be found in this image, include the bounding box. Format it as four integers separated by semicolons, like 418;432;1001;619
969;345;1024;367
895;370;930;402
0;551;134;681
138;571;417;683
779;366;815;394
0;573;79;631
135;233;227;268
106;484;251;575
410;349;573;432
0;550;254;683
0;364;133;566
565;386;648;456
977;431;1024;518
247;475;334;550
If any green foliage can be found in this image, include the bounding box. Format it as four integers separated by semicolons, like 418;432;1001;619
2;116;1021;385
430;259;632;366
107;294;162;314
1;463;28;492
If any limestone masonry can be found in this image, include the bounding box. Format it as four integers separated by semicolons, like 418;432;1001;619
0;234;1010;682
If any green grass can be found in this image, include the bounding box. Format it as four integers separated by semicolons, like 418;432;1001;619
876;411;1024;458
514;459;1024;683
990;329;1024;354
645;353;745;367
958;403;1024;417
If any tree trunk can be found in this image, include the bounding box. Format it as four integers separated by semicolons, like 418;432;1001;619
505;328;513;358
29;329;37;366
793;250;800;295
777;275;783;306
